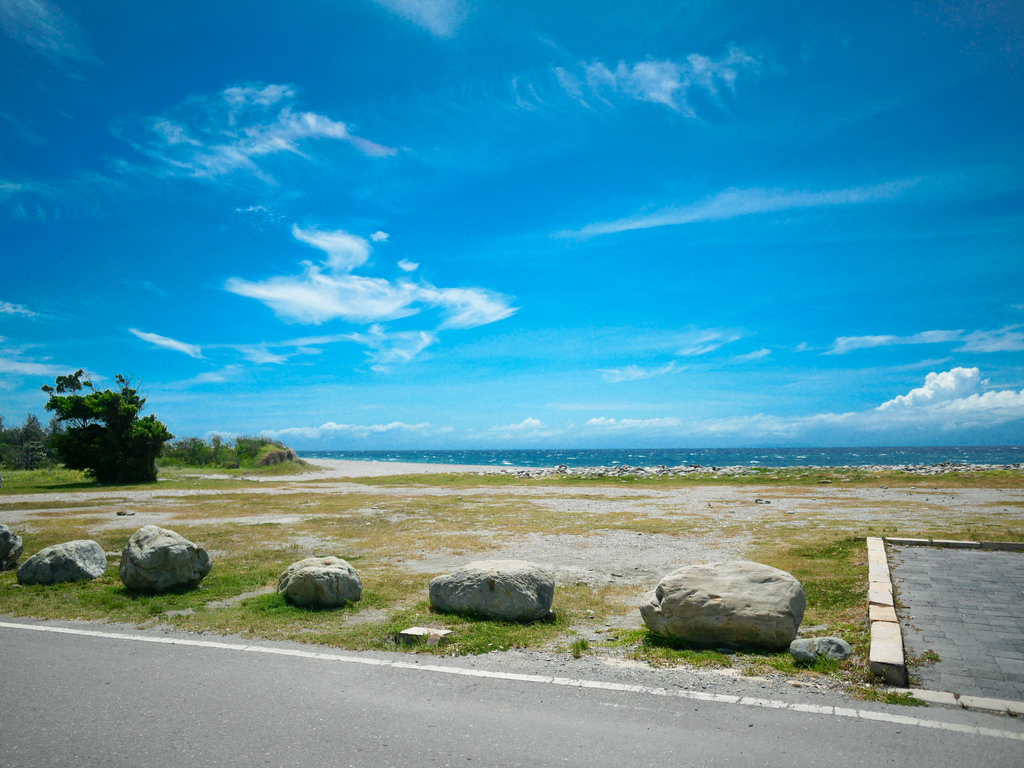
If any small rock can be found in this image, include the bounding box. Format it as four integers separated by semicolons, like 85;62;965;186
814;636;853;660
789;638;818;663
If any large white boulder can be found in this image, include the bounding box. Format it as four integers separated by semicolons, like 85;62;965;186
429;560;555;622
1;524;23;571
640;560;806;650
119;525;211;593
278;556;363;607
16;540;107;585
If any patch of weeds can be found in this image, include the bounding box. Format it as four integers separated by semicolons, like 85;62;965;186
629;633;734;668
859;688;928;707
910;649;941;666
570;638;590;658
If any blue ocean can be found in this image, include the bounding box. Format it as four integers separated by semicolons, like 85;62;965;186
297;446;1024;469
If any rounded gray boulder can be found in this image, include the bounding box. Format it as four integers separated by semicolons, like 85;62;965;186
16;539;107;585
119;525;211;593
790;636;853;663
1;523;24;571
278;556;363;607
429;560;555;622
640;560;806;650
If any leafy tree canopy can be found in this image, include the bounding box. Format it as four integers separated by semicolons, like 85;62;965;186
42;370;174;483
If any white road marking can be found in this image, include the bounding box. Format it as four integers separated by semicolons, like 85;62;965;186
3;620;1022;742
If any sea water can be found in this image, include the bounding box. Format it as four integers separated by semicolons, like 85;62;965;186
297;446;1024;469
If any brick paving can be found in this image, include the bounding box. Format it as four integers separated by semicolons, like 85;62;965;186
889;545;1024;701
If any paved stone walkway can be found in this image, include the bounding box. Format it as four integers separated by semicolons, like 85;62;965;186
889;545;1024;702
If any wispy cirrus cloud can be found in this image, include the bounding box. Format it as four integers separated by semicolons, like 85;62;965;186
0;0;100;74
129;328;204;359
560;181;915;239
602;361;684;383
827;325;1024;355
559;47;760;115
957;325;1024;353
827;329;962;355
0;300;37;317
371;0;467;37
116;84;396;184
264;420;436;441
0;357;71;377
1;172;125;221
346;325;438;372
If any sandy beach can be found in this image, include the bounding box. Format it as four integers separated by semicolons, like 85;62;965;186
300;457;508;478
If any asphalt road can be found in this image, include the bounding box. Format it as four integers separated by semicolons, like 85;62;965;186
2;620;1023;767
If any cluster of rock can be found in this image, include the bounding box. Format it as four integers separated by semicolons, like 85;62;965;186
478;462;1023;479
5;523;212;592
6;517;850;661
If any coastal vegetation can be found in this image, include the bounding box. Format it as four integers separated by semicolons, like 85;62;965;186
40;370;173;484
158;434;304;470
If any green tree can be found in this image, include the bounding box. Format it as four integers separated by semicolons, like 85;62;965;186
42;370;174;483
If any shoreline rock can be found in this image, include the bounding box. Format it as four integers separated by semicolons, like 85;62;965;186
469;461;1024;480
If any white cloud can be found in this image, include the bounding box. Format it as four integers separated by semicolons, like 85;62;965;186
827;326;1024;355
129;328;204;359
0;357;70;377
578;367;1024;442
0;0;100;73
346;324;438;370
397;259;419;272
561;181;915;239
676;329;744;356
957;325;1024;353
561;47;759;116
264;420;434;440
581;48;758;115
370;231;390;242
372;0;467;37
119;84;396;183
165;365;243;388
730;348;771;363
226;266;421;325
292;225;371;272
0;300;37;317
227;226;517;331
585;417;684;429
417;285;519;330
876;367;983;410
602;362;683;383
489;417;545;432
827;329;962;355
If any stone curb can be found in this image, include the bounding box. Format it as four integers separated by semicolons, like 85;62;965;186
867;537;907;686
886;537;1024;552
908;687;1024;716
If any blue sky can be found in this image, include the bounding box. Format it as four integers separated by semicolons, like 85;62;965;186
1;0;1023;449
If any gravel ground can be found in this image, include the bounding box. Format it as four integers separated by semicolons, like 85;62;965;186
4;460;1022;593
